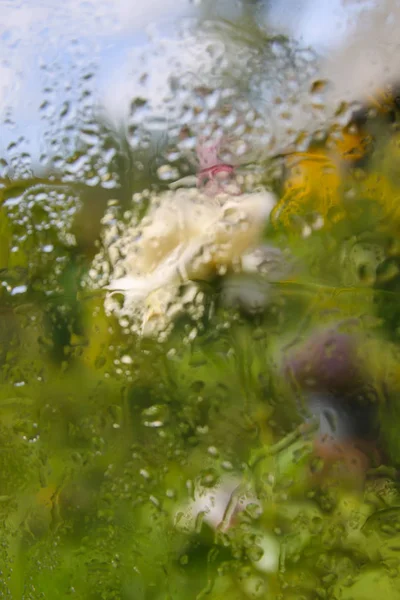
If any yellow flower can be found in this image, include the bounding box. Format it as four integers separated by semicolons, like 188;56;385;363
93;185;276;338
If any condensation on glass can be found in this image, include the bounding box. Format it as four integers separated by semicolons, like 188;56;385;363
1;1;400;599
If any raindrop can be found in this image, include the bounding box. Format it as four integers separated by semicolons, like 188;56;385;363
60;101;70;118
10;285;27;296
207;446;219;457
157;165;180;181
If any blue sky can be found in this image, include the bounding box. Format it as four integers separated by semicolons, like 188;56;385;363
0;0;387;167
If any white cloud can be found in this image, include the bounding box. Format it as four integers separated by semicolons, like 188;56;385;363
3;0;400;161
321;0;400;105
0;0;191;109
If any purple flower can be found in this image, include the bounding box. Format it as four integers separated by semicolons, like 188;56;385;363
283;326;363;396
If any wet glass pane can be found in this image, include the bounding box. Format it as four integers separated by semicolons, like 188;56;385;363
2;0;400;598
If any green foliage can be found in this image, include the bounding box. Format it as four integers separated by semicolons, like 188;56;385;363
3;70;400;600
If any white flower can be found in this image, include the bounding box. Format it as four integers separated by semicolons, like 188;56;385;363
173;476;261;533
249;532;280;574
173;475;280;574
91;184;276;337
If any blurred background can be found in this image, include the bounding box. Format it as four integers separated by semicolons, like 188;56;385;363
2;1;400;599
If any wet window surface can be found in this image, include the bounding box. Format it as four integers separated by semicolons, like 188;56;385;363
2;1;400;598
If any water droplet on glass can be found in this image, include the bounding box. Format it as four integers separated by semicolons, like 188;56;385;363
157;164;180;181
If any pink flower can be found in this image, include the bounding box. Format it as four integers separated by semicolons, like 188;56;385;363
196;136;240;196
